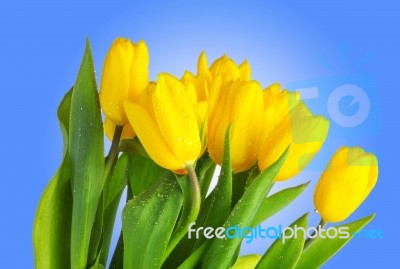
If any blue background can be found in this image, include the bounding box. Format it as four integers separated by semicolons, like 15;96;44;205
1;1;399;268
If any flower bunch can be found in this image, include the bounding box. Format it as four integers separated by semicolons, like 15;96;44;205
33;37;379;269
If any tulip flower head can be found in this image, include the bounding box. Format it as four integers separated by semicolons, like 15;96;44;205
314;146;378;222
182;51;212;103
258;90;329;181
100;37;149;125
209;54;251;85
208;79;264;172
124;74;202;173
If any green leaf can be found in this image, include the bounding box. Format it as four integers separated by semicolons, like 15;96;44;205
128;153;167;196
193;126;232;248
88;252;105;269
119;137;150;158
252;182;310;227
195;153;217;200
122;173;183;269
104;154;129;209
100;154;129;265
295;214;375;269
256;213;309;269
177;241;210;269
202;147;289;269
109;232;124;269
163;172;198;262
69;38;105;269
33;89;72;269
231;166;260;209
232;254;261;269
87;193;104;266
163;127;232;268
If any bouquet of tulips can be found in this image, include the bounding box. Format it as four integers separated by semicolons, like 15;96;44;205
33;37;378;269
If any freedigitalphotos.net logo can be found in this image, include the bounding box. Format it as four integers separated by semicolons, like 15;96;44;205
188;222;383;244
287;45;380;135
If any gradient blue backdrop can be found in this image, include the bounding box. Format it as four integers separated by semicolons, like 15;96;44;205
1;1;399;268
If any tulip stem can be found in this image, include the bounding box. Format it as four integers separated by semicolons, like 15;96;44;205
163;164;201;261
104;125;123;183
186;164;202;220
304;218;327;249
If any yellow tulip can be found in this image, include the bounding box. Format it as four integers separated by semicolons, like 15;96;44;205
208;79;264;173
124;74;202;172
261;84;300;136
182;51;212;103
181;52;210;153
104;117;135;141
314;146;378;222
209;54;251;85
258;98;329;181
100;37;149;125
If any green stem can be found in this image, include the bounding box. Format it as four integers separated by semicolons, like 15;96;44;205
186;164;201;220
103;125;123;182
304;218;327;249
163;164;201;261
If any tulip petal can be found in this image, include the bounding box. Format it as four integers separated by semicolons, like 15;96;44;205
124;99;184;170
259;102;329;180
197;51;212;84
129;40;149;100
208;79;234;164
230;81;264;172
239;60;251;80
104;117;135;141
152;74;201;164
100;40;131;124
210;54;241;84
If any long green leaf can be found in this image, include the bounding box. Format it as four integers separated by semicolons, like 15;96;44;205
256;213;308;269
128;153;167;196
194;126;232;247
69;39;104;269
177;241;210;269
33;89;72;269
109;153;166;268
202;148;289;269
232;254;261;269
195;153;217;200
252;182;309;227
100;154;129;265
295;214;375;269
122;173;183;269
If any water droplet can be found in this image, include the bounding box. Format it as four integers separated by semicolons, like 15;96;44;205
314;209;319;214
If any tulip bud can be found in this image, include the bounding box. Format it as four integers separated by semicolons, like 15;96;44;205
258;97;329;181
208;79;264;172
100;37;149;125
124;74;202;172
314;146;378;222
